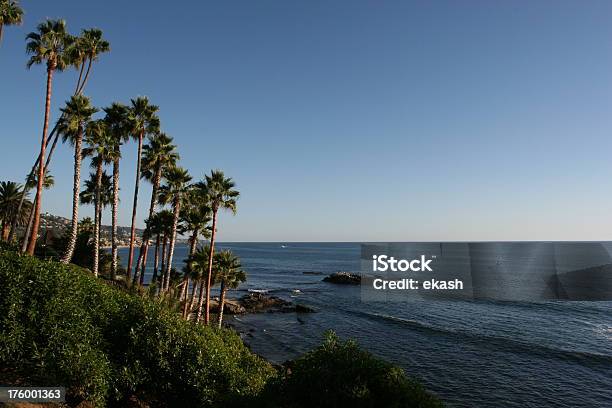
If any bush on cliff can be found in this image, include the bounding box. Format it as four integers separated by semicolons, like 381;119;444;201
0;248;274;406
260;331;443;408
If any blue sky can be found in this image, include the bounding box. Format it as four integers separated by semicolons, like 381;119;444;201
2;0;612;241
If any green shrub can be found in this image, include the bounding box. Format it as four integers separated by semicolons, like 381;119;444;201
261;331;443;408
0;249;275;406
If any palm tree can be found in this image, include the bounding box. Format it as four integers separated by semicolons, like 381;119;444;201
0;181;30;241
126;97;160;280
103;103;130;278
83;121;114;276
157;166;192;292
215;250;246;328
134;133;178;282
0;0;23;46
8;27;109;244
71;28;110;94
194;170;239;324
25;19;72;255
57;95;97;264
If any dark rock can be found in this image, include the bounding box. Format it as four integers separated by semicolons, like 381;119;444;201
323;272;361;285
237;293;316;314
209;298;246;315
239;292;292;313
303;271;324;275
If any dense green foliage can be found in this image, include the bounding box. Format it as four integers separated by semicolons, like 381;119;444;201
0;248;274;406
262;331;443;408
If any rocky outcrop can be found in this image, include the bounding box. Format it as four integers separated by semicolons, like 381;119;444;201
238;292;316;314
209;298;247;315
323;272;361;284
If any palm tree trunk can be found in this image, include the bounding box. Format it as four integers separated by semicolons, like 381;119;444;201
74;62;85;95
189;278;204;322
180;276;190;302
20;196;36;253
183;280;198;319
98;202;103;245
163;197;181;292
160;233;167;284
10;118;57;244
217;280;227;328
77;57;93;95
204;211;218;324
27;65;55;255
1;221;9;241
179;275;188;302
194;280;206;322
111;159;120;280
135;166;160;282
135;249;145;285
21;129;61;252
61;128;84;264
179;229;199;302
151;233;160;282
127;130;145;281
92;161;103;276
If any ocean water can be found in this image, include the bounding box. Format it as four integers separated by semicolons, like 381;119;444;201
119;242;612;408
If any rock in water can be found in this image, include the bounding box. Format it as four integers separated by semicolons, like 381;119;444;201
323;272;361;284
238;293;316;313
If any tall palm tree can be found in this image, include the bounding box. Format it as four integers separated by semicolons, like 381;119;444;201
215;250;246;328
157;166;191;292
0;0;23;46
57;95;97;264
103;103;130;278
25;19;72;255
195;170;239;324
83;121;114;277
8;27;109;244
134;133;178;283
126;97;160;279
0;181;30;241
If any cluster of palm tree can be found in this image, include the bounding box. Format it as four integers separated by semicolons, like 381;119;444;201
2;10;247;327
186;246;246;327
